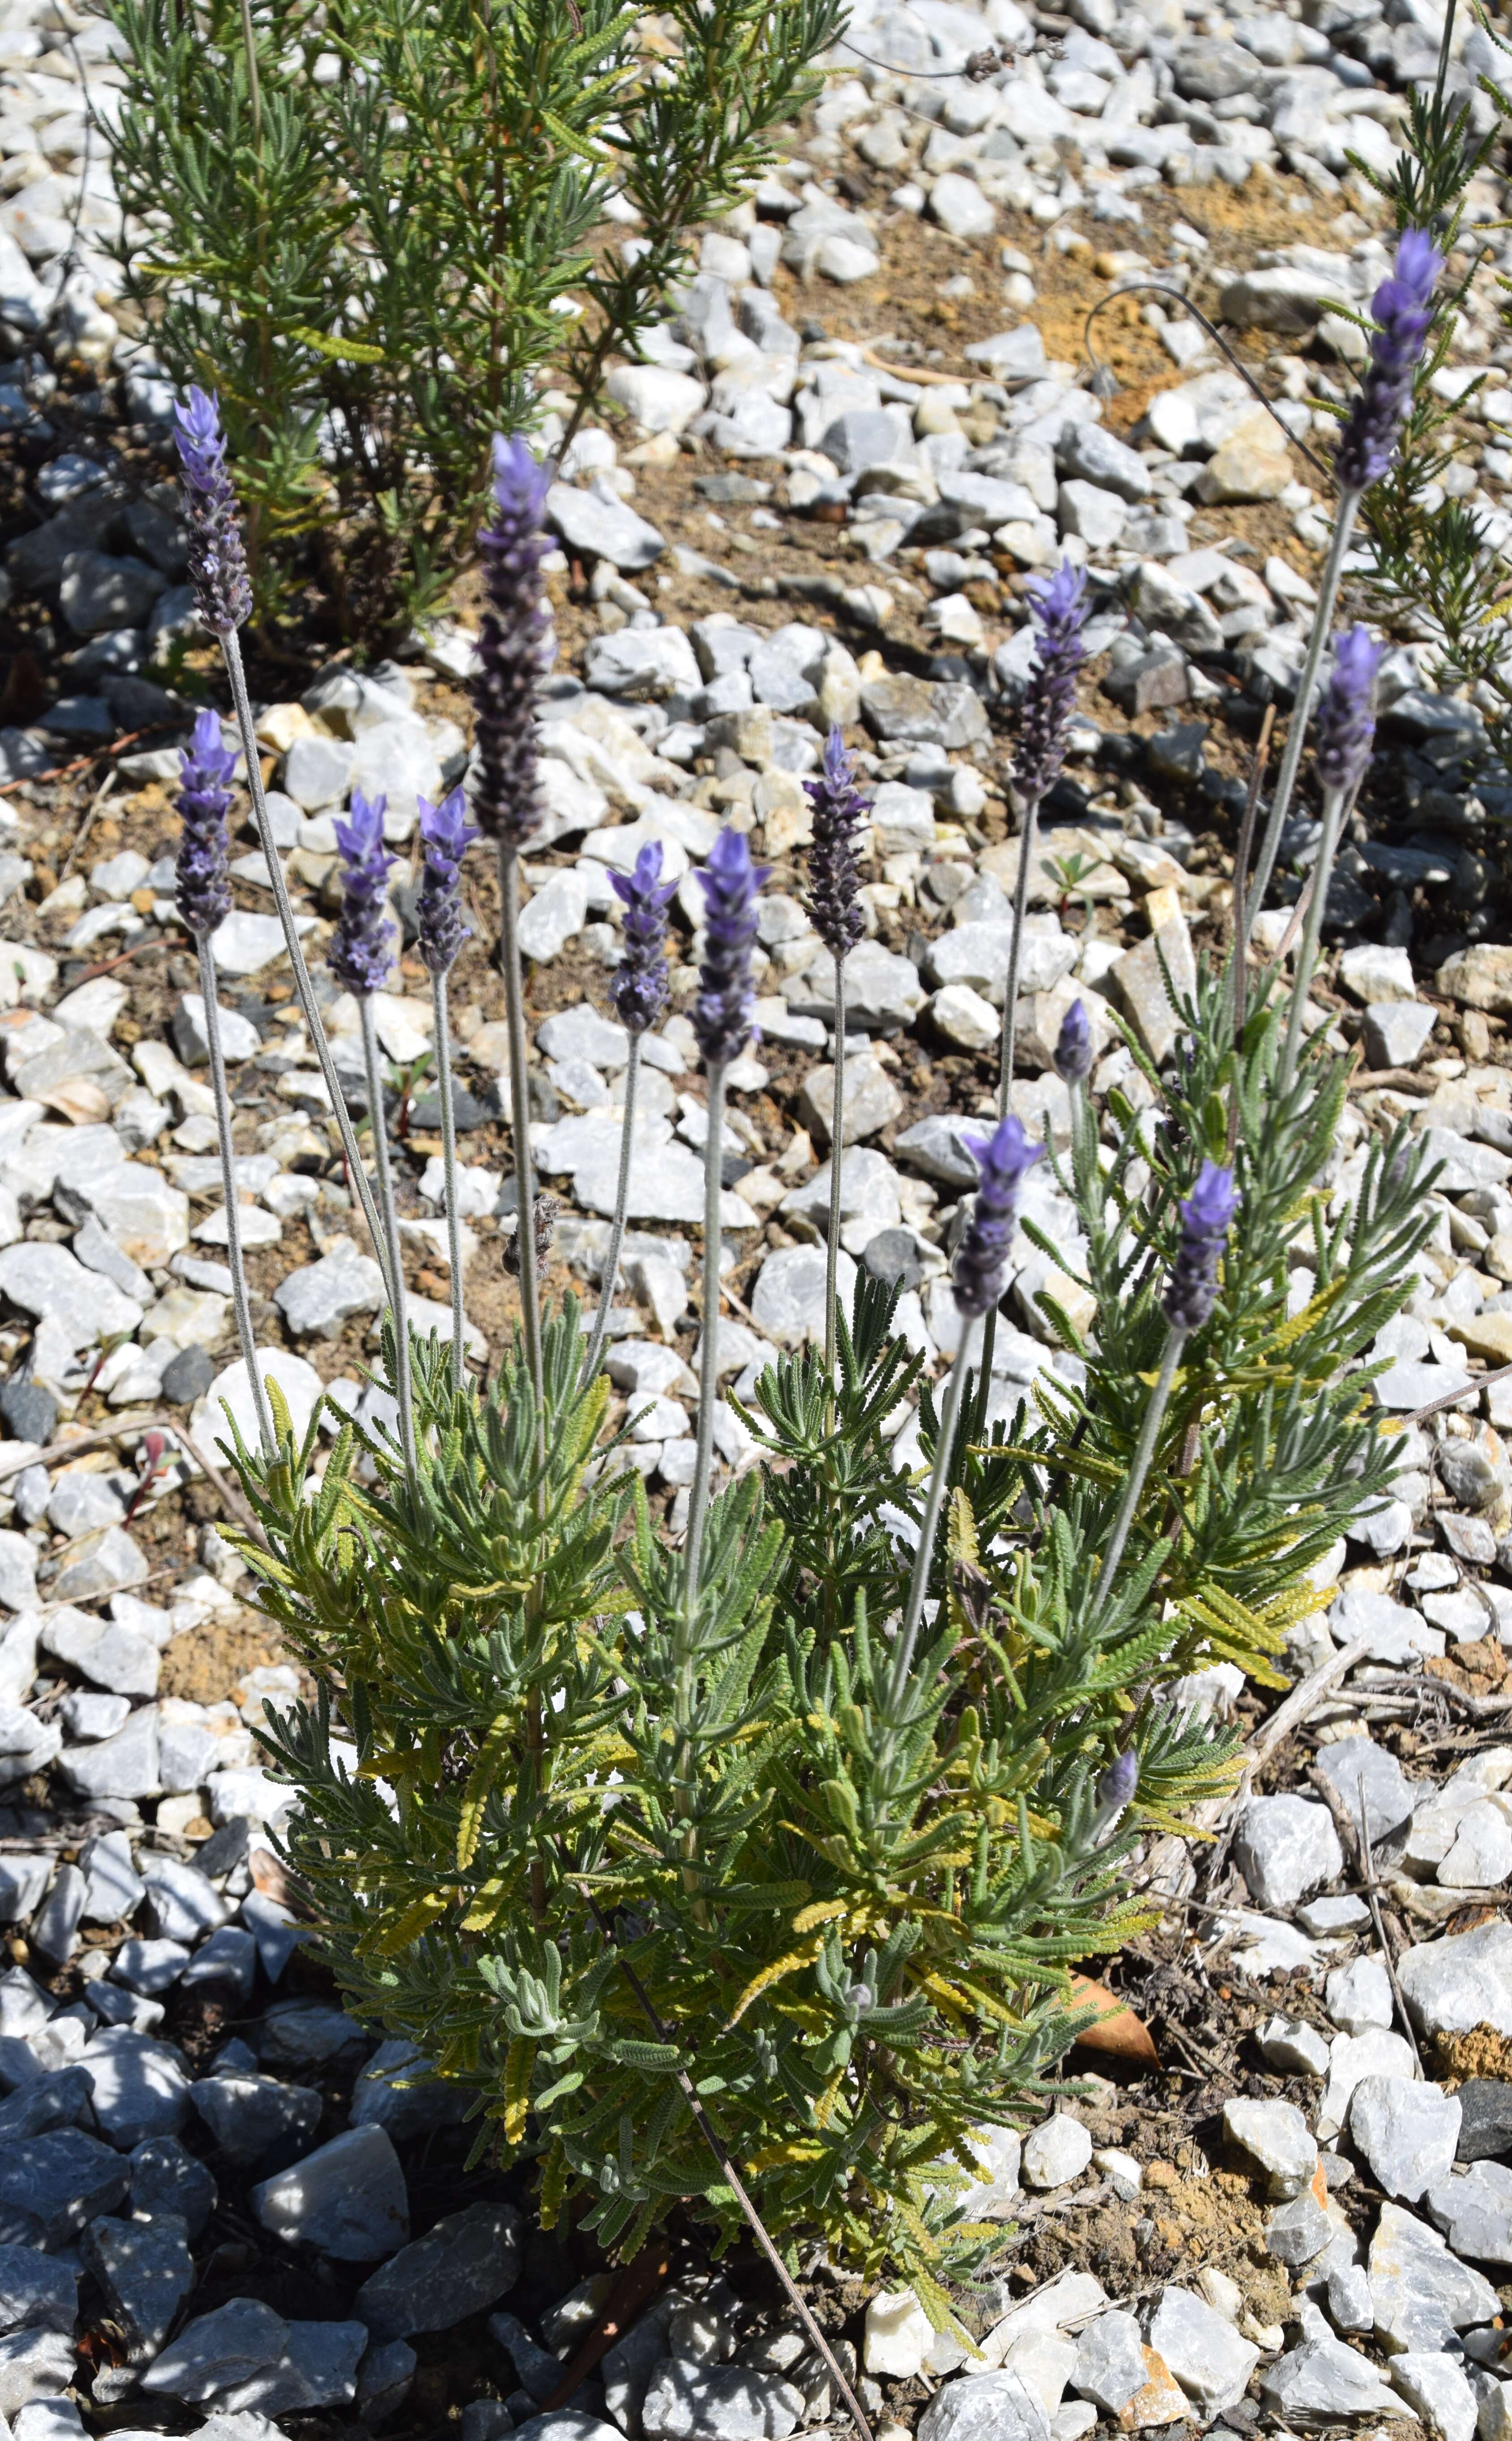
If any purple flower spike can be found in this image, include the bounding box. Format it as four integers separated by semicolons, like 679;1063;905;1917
472;434;554;851
1315;626;1383;799
176;708;237;941
1096;1748;1139;1818
804;726;870;966
1012;559;1088;807
953;1114;1044;1319
1162;1160;1238;1333
1335;228;1443;495
1055;997;1093;1085
416;787;477;977
692;825;769;1069
172;387;251;635
330;789;396;998
609;841;676;1036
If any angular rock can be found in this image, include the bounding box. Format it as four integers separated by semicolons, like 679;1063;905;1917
0;2127;130;2245
641;2360;806;2441
1398;1920;1512;2039
81;2208;193;2359
1456;2079;1512;2163
191;2072;323;2167
1147;2288;1258;2410
354;2200;522;2340
349;2039;470;2142
1070;2312;1146;2413
80;2027;193;2149
131;2133;218;2237
0;2247;76;2336
42;1607;158;1698
1313;1735;1415;1849
547;485;666;575
1222;2097;1317;2198
0;2329;76;2419
1022;2115;1092;2191
1391;2353;1477;2441
1234;1793;1343;1911
1426;2159;1512;2265
58;1705;159;1800
1259;2335;1400;2424
1368;2198;1499;2351
917;2371;1051;2441
274;1246;385;1340
140;2296;288;2403
1325;1956;1393;2037
250;2123;409;2260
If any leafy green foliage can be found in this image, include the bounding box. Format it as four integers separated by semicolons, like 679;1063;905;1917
107;0;839;631
230;968;1430;2312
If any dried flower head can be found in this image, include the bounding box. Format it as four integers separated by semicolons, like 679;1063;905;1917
804;726;870;967
472;434;554;851
330;789;396;998
175;709;237;941
506;1191;558;1277
693;825;768;1069
953;1113;1044;1319
416;787;477;977
172;387;252;635
1054;997;1093;1085
1335;228;1443;495
609;841;676;1036
1162;1159;1238;1332
1315;627;1383;800
1011;559;1088;808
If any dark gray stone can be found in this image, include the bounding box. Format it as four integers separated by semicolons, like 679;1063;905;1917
354;2200;523;2340
161;1345;215;1405
82;2208;194;2359
349;2039;469;2141
1456;2080;1512;2163
192;2071;323;2167
863;1229;927;1291
131;2134;217;2238
0;2126;130;2245
0;1380;54;1444
0;2243;77;2335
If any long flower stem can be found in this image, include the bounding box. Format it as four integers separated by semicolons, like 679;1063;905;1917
197;938;273;1459
825;963;846;1384
1280;784;1350;1094
1245;495;1361;928
979;788;1044;1420
498;840;545;1429
683;1059;727;1621
219;628;391;1299
580;1032;641;1390
431;968;465;1397
1094;1324;1186;1618
361;995;416;1477
887;1319;975;1722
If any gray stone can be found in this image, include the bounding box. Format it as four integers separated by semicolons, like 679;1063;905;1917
859;675;991;752
0;1855;48;1923
928;920;1075;1009
1022;2114;1092;2190
582;627;699;700
51;1525;150;1603
110;1938;189;1994
82;1831;145;1925
1234;1793;1343;1911
191;2072;322;2166
1350;2074;1459;2204
515;2414;627;2441
56;1162;188;1269
548;484;667;574
80;2027;192;2149
1313;1735;1415;1848
1362;1002;1437;1070
1456;2080;1512;2163
1259;2335;1400;2424
358;2337;417;2427
1426;2159;1512;2264
131;2134;217;2238
1055;423;1151;503
1325;2263;1373;2334
47;1470;125;1537
642;2360;807;2441
349;2038;470;2141
58;1704;159;1801
1222;2097;1317;2198
1057;480;1126;551
518;868;588;962
59;551;168;636
1399;1921;1512;2040
162;1345;215;1404
182;1926;258;2002
798;1054;903;1147
42;1607;158;1698
1108;918;1198;1067
31;1864;85;1964
274;1246;385;1340
490;2308;563;2402
750;1245;859;1351
355;2199;522;2339
0;2329;76;2419
917;2371;1050;2441
258;1999;368;2070
81;2208;193;2358
1070;2312;1145;2412
1325;1955;1393;2036
1391;2354;1477;2441
1266;2194;1332;2265
1368;2198;1499;2351
220;2319;368;2416
0;2245;76;2334
0;2127;129;2244
74;1213;153;1301
0;1537;37;1619
786;937;925;1029
819;412;906;476
1258;2013;1331;2076
141;2296;288;2403
250;2122;409;2260
1147;2287;1258;2410
0;1383;53;1444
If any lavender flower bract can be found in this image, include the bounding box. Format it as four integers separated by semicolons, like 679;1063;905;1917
472;434;553;850
1054;997;1093;1085
175;709;236;939
609;842;676;1036
1011;560;1088;807
804;726;869;965
954;1114;1044;1319
331;790;396;997
1097;1749;1139;1816
416;787;477;976
693;826;768;1068
172;387;252;635
1162;1160;1238;1332
1315;627;1383;799
1335;229;1443;495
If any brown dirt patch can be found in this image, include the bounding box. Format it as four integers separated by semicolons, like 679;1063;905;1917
158;1612;288;1706
1435;2023;1512;2085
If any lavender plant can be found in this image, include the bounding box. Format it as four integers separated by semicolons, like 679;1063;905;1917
580;843;675;1391
1280;628;1383;1093
174;712;274;1459
803;730;871;1376
417;788;479;1394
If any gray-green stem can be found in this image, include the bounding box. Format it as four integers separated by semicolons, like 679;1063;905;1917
431;967;465;1396
825;963;846;1383
361;994;417;1477
1094;1324;1186;1620
580;1031;641;1391
1280;783;1350;1095
886;1318;975;1723
197;938;274;1459
219;627;391;1299
497;840;546;1433
683;1059;727;1623
1245;495;1360;928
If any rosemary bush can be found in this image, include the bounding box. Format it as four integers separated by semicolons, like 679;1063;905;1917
108;0;838;628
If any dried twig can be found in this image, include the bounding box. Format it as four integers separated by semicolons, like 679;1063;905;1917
0;1411;267;1548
